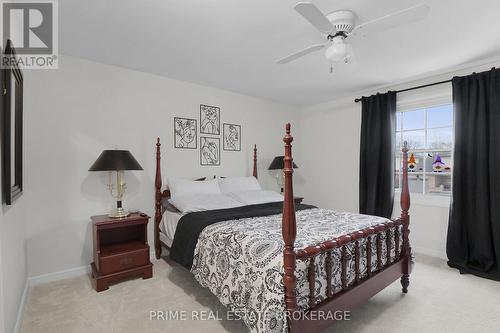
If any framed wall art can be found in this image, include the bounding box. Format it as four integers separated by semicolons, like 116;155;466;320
2;40;24;205
223;123;241;151
200;104;220;135
173;117;197;149
200;137;220;166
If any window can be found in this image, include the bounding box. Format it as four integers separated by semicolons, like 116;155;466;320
394;104;453;196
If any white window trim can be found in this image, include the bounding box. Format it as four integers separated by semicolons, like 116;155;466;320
397;82;452;110
395;189;451;208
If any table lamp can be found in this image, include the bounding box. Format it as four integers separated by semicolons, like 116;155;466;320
89;150;143;218
268;156;298;193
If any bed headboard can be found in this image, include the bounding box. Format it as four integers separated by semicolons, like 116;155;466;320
154;138;258;258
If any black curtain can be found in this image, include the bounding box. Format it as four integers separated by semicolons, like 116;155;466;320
359;92;396;218
447;68;500;281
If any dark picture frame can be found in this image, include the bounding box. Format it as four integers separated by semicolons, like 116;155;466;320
223;123;241;151
200;104;220;135
2;40;23;205
200;137;220;166
173;117;197;149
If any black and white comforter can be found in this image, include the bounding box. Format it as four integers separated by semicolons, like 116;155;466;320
187;206;401;333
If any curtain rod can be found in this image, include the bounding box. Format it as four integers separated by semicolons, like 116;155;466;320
354;79;452;103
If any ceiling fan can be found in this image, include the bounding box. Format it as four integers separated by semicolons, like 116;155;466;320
277;2;430;69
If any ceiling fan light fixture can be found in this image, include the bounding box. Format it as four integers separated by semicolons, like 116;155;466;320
324;36;347;62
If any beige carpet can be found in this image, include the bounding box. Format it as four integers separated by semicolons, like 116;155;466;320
21;254;500;333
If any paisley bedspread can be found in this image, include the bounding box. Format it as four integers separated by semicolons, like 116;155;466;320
191;208;402;333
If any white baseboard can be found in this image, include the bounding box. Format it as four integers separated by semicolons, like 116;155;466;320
413;246;447;260
28;251;156;287
14;281;28;333
28;265;91;287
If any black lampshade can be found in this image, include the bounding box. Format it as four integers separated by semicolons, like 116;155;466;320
268;156;298;170
89;150;143;171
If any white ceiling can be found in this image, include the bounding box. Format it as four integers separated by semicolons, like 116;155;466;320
60;0;500;106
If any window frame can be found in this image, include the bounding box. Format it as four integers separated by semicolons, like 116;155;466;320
394;102;454;202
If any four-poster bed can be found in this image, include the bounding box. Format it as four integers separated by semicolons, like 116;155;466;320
153;124;412;333
154;141;259;257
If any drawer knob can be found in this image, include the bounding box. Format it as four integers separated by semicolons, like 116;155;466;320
120;258;133;266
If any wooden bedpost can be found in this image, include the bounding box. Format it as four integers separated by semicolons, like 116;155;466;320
282;123;297;314
253;144;258;178
154;138;162;259
400;141;412;293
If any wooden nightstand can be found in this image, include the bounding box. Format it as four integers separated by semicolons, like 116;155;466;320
294;196;304;204
91;212;153;292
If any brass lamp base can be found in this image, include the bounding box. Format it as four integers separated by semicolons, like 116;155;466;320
107;175;129;218
108;207;130;218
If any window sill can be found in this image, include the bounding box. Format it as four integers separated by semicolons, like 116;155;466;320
395;191;450;208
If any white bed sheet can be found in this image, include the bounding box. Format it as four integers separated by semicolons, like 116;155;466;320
160;210;184;247
159;231;171;248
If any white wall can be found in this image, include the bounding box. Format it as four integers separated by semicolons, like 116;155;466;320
22;55;299;278
0;58;28;333
296;59;500;260
0;202;27;333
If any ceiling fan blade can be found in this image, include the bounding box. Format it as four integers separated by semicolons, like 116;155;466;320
353;4;430;36
294;2;335;34
276;43;328;64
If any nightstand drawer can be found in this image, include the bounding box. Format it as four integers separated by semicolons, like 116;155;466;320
99;245;149;275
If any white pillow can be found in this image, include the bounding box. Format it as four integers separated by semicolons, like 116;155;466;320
168;194;243;214
218;177;262;193
167;178;220;199
227;190;283;205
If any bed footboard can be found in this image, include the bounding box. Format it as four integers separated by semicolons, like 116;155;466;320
281;124;412;333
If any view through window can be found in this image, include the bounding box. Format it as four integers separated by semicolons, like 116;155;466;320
394;104;453;196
